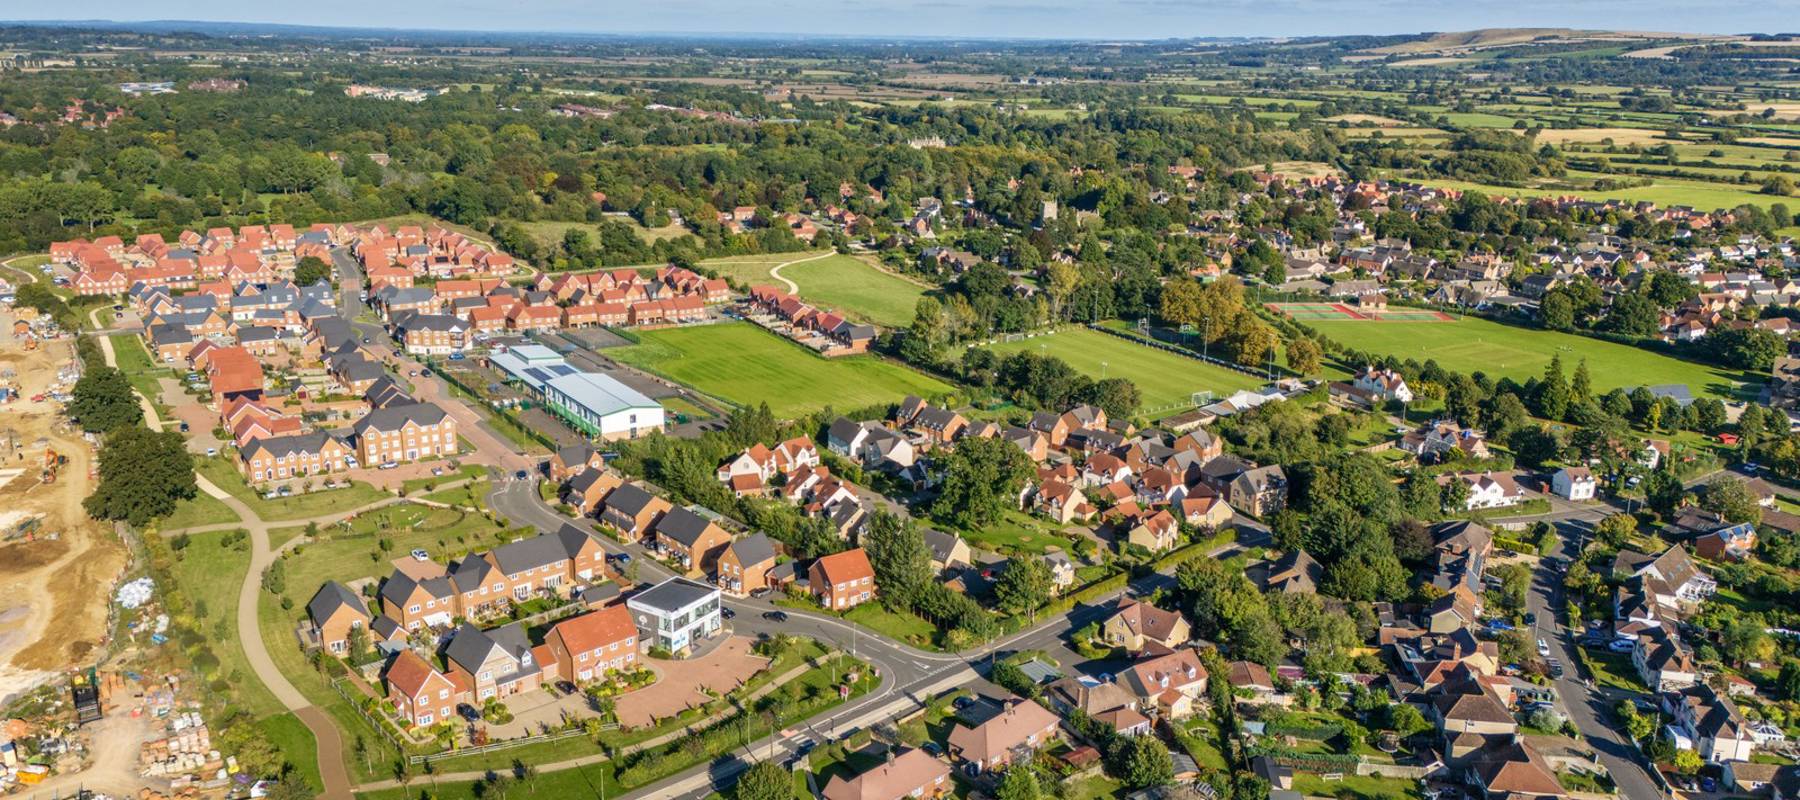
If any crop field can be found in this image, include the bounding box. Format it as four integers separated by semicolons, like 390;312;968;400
608;322;953;417
980;327;1268;413
1305;315;1751;400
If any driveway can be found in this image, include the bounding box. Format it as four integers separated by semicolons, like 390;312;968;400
614;636;769;729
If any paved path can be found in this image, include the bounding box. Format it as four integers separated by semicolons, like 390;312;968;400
101;325;353;800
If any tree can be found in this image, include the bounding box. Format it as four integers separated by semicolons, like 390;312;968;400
1702;476;1763;524
1673;748;1704;776
930;435;1032;529
84;426;197;527
733;760;790;800
1287;336;1323;375
1536;355;1570;421
1384;702;1432;737
995;556;1051;615
1594;514;1639;549
293;255;331;286
1776;659;1800;700
1645;469;1686;516
1539;291;1575;331
994;765;1044;800
1081;377;1142;420
861;511;933;610
1111;734;1175;790
1570;359;1593;405
68;365;142;433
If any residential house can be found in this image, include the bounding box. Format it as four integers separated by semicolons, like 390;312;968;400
1665;684;1755;763
348;402;458;466
923;529;973;573
811;548;877;611
1102;598;1190;655
1551;466;1597;501
1634;627;1699;692
1260;550;1322;595
443;622;549;701
1227;466;1287;517
600;484;673;539
383;650;458;728
565;468;624;516
544;604;638;684
717;533;778;596
946;697;1062;774
1119;648;1210;719
1124;509;1181;554
1438;471;1528;510
652;507;732;576
820;748;952;800
305;581;367;656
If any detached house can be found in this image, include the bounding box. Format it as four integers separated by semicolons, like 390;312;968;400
305;581;367;656
1102;598;1190;655
717;533;778;596
1551;466;1597;501
821;747;952;800
384;650;458;728
810;548;876;611
544;604;639;684
1228;465;1287;517
1120;648;1210;719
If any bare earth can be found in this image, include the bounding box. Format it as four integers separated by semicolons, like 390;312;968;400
0;315;129;703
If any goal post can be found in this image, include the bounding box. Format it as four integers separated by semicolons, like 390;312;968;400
1191;390;1215;407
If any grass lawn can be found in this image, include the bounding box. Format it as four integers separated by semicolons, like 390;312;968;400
169;530;285;718
1584;649;1651;693
401;464;488;496
608;322;953;418
1289;772;1423;800
256;712;323;794
1063;775;1124;800
195;456;394;522
980;327;1267;414
108;332;176;409
159;491;240;529
1304;315;1750;400
958;509;1079;556
699;252;808;285
281;503;520;592
778;254;926;327
844;603;941;650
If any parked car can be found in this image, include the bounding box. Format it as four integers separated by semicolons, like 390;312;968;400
1536;638;1550;657
457;704;480;722
721;607;735;620
411;549;430;561
205;447;217;457
1608;639;1635;654
749;587;771;599
762;611;788;622
556;681;577;695
1546;659;1565;679
178;422;189;432
448;353;465;361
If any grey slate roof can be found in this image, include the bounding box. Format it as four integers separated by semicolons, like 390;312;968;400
490;532;575;576
350;401;448;436
379;570;454;608
727;532;776;567
307;581;366;626
628;576;718;614
242;431;346;461
654;507;717;547
603;484;660;518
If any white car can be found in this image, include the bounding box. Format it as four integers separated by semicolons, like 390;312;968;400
410;549;430;561
1537;638;1550;657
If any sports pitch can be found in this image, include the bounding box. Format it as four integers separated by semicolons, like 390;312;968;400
980;327;1268;413
1268;302;1453;322
607;321;953;418
1303;315;1750;400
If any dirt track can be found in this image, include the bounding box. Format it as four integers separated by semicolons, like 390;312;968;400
0;315;128;702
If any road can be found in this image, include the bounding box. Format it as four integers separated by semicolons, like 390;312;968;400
1527;512;1668;800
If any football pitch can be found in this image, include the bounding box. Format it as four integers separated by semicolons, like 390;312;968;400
1305;315;1750;400
607;322;953;418
980;327;1268;413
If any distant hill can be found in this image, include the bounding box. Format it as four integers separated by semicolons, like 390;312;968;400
1360;27;1710;56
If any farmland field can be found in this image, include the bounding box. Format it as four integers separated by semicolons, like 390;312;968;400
1305;315;1751;400
608;322;953;417
980;327;1268;413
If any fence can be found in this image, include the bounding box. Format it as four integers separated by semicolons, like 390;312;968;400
409;726;598;766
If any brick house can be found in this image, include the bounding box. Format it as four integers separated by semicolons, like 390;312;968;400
305;581;367;656
544;604;639;684
349;402;458;466
810;548;876;611
717;533;778;596
383;650;458;728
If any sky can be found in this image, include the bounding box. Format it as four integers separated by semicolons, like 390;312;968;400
22;0;1800;40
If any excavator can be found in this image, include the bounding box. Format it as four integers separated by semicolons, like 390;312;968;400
41;445;66;484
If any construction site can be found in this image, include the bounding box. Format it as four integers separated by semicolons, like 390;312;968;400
0;305;129;709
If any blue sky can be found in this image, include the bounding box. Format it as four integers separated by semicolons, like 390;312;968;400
26;0;1798;39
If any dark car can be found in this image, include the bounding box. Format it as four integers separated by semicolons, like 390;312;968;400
953;696;974;710
457;704;480;722
556;681;577;695
721;607;736;620
762;611;789;622
1522;612;1536;625
515;470;529;480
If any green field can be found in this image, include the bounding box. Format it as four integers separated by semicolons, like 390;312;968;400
1417;173;1795;212
1306;316;1750;400
981;327;1267;413
703;253;925;327
608;322;953;417
778;254;926;327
